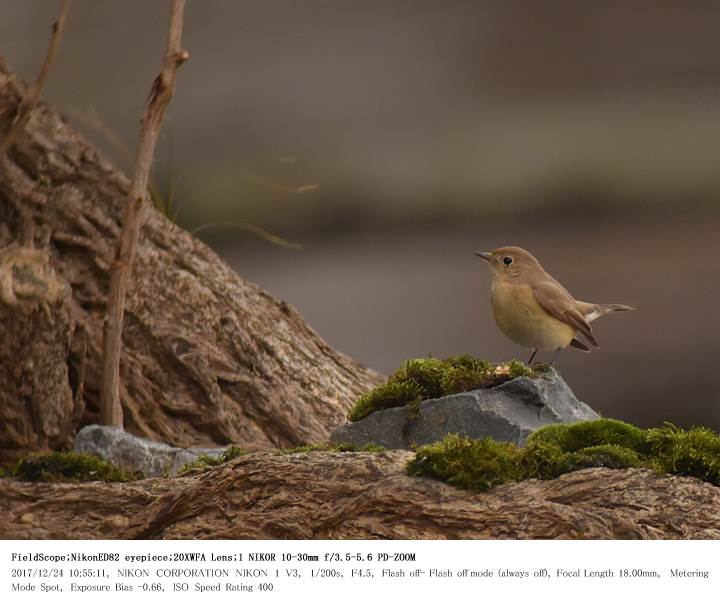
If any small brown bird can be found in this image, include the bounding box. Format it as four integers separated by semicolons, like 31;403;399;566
475;246;634;365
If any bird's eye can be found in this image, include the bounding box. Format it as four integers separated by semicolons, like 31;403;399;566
502;256;513;266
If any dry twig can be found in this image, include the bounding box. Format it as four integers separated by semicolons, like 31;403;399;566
191;221;302;249
0;0;70;157
0;0;70;248
100;0;189;426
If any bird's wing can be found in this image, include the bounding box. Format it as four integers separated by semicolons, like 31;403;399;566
531;280;599;347
576;300;635;322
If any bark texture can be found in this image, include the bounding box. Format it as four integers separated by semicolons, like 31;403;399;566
0;245;77;459
2;453;719;539
0;59;381;453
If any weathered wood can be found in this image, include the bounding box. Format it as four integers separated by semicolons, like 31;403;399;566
0;59;382;452
2;457;718;539
0;245;77;460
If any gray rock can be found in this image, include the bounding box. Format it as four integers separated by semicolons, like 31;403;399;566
74;425;226;477
330;369;599;450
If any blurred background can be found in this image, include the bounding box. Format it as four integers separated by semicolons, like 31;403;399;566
2;0;719;428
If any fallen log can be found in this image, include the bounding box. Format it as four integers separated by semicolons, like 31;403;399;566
1;454;718;539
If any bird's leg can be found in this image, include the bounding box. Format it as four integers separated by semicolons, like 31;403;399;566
527;349;538;365
550;348;561;366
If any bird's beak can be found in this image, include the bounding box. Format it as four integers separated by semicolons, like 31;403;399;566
474;251;492;261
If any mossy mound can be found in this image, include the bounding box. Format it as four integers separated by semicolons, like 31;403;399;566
526;418;650;456
11;452;141;482
349;355;549;422
647;425;720;485
279;442;386;455
408;419;720;491
178;445;248;475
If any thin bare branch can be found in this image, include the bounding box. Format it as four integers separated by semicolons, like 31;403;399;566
0;0;70;157
191;221;303;249
67;106;176;216
243;173;319;195
67;105;135;164
100;0;189;427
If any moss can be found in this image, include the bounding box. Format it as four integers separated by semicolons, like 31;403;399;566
573;444;642;469
527;419;649;454
508;359;536;379
646;425;720;485
12;452;140;482
408;434;520;492
440;356;494;395
279;442;386;455
407;419;720;492
515;441;580;480
349;355;550;422
349;381;423;422
392;358;448;399
178;445;248;475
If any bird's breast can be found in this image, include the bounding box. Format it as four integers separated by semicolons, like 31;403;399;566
490;281;576;350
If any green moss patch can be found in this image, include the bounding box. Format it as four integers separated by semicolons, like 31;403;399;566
279;442;386;455
527;418;649;454
407;435;521;492
12;452;141;482
647;425;720;485
408;419;720;491
349;355;549;422
178;445;248;475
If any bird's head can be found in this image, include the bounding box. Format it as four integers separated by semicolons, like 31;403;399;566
474;246;545;281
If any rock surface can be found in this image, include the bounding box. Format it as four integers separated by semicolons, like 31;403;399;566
1;452;719;539
74;425;225;477
0;245;79;460
331;369;598;449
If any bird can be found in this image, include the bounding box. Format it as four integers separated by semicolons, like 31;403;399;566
475;246;634;365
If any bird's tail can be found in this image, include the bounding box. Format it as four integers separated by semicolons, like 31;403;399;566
578;301;636;323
